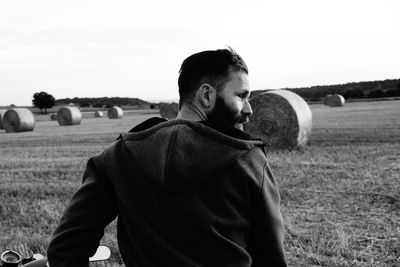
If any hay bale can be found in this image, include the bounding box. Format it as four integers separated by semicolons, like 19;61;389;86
159;102;178;120
108;106;123;119
244;90;312;149
50;113;58;121
57;106;82;125
163;103;179;120
3;108;35;133
0;109;7;129
322;94;332;105
94;111;104;118
158;103;169;118
324;94;345;107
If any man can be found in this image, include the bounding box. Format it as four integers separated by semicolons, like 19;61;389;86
47;48;287;266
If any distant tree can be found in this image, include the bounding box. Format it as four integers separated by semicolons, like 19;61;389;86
386;89;400;97
105;102;114;108
80;102;91;108
366;90;385;99
93;102;104;108
32;91;56;114
344;88;365;99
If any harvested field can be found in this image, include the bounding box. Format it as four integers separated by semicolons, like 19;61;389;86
0;102;399;266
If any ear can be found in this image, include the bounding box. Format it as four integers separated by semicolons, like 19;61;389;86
198;83;216;108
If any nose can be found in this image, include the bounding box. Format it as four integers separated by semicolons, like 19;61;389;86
242;99;253;117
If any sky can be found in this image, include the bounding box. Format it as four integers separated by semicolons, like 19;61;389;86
1;0;399;106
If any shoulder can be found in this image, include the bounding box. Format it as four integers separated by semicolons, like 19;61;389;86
236;146;268;170
119;119;264;150
234;147;270;188
101;138;127;162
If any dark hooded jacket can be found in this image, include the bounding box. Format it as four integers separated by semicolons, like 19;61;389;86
47;118;287;267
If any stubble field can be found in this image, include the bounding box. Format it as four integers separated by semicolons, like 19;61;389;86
0;101;399;266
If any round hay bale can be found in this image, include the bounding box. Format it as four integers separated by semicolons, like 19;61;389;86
50;113;58;121
244;90;312;149
0;109;7;129
3;108;35;133
158;103;169;118
108;106;123;119
322;94;332;105
250;89;273;100
94;111;104;118
57;106;82;125
163;103;178;120
324;94;345;107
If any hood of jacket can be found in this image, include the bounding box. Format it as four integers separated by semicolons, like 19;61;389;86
119;119;264;193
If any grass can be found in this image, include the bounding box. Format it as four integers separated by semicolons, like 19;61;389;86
275;143;400;266
1;102;399;266
274;100;400;266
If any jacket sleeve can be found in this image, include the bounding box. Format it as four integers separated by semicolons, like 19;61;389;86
47;151;118;267
245;148;287;267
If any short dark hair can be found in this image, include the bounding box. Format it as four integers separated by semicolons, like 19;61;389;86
178;48;248;107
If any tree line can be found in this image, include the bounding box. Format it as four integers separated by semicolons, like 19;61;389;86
31;78;399;113
252;78;400;102
284;78;400;101
31;93;154;114
56;97;151;108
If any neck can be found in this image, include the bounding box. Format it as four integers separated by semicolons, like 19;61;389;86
176;102;208;121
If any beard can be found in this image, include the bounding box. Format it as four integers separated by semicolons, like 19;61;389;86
207;95;248;130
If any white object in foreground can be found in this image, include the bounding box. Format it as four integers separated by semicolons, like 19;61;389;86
21;246;111;267
89;246;111;262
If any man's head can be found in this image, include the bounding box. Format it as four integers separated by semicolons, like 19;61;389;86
178;48;252;128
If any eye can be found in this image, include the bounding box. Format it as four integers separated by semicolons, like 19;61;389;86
238;92;248;99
